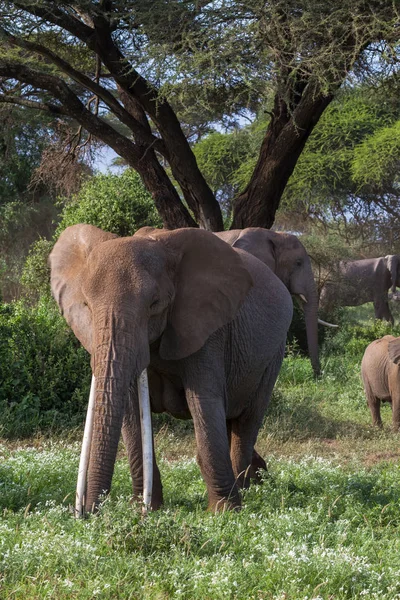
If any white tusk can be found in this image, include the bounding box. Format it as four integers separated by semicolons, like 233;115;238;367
299;294;308;303
318;318;339;328
76;375;96;518
138;369;153;514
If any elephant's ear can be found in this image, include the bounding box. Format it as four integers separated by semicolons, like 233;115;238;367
140;228;253;360
388;338;400;365
386;255;399;294
49;224;117;353
232;227;277;272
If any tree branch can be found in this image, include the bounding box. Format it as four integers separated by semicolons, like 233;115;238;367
12;1;223;230
13;2;94;43
0;93;65;115
0;25;169;159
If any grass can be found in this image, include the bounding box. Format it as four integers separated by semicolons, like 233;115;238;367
1;307;400;599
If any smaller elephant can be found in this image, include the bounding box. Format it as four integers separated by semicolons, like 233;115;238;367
361;335;400;429
320;254;400;325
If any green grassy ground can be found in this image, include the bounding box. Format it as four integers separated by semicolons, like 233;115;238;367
1;307;400;599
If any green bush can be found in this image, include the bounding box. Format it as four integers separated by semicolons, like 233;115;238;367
56;168;162;237
20;238;54;300
0;297;91;437
322;314;400;359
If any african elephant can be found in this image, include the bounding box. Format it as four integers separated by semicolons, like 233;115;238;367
319;255;400;325
50;224;293;512
215;228;323;375
361;335;400;430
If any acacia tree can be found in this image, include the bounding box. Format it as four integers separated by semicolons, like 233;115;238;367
0;1;398;231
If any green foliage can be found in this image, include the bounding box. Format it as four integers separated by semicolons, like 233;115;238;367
20;238;54;300
0;200;58;302
56;169;161;237
0;298;91;437
282;90;392;210
323;315;400;359
193;130;251;206
0;106;52;205
352;119;400;187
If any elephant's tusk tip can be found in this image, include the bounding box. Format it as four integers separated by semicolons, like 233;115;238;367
318;318;339;328
299;294;308;303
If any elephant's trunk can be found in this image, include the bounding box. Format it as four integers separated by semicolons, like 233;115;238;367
303;288;320;377
84;310;148;512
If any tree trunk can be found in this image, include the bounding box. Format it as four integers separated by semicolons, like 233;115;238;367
231;90;334;230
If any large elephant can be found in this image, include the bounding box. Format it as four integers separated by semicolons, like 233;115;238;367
361;335;400;430
216;228;322;375
50;224;293;512
319;255;400;325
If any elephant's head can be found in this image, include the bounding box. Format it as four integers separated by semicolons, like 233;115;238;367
386;255;400;294
217;227;321;375
50;224;252;511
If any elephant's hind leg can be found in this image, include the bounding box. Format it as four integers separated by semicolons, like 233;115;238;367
374;300;394;325
229;343;285;489
362;378;383;428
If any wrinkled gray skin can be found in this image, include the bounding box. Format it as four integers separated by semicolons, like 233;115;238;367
319;255;400;325
216;228;320;375
361;335;400;430
50;224;293;512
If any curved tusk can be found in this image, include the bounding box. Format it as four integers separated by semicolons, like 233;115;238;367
76;375;96;518
299;294;308;303
138;369;153;514
318;318;339;328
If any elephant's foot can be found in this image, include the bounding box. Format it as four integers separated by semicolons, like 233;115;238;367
207;496;241;513
131;493;163;511
207;486;241;513
131;479;163;511
251;449;267;482
232;449;268;489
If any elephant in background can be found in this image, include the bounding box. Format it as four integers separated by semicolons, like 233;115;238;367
319;255;400;325
216;227;323;376
50;224;292;512
361;335;400;430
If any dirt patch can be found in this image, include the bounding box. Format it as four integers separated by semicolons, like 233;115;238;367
363;451;400;466
321;439;341;448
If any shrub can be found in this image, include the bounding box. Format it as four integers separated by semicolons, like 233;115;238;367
0;297;91;437
56;168;162;237
322;313;400;360
20;238;54;300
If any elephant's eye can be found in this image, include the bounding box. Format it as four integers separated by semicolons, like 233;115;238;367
150;298;159;310
296;259;303;267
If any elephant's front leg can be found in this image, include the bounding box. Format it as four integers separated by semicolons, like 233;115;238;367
186;389;241;511
390;391;400;431
122;385;163;510
182;345;240;511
